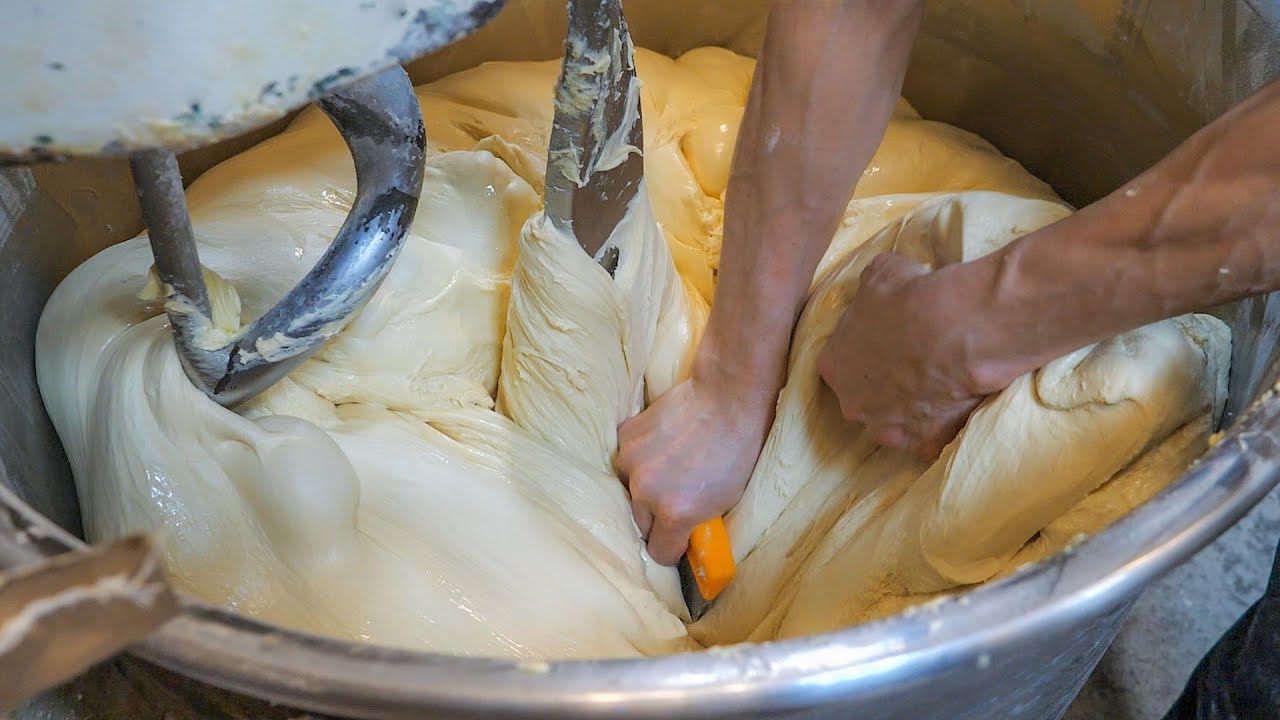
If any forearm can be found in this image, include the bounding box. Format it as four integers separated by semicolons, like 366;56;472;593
947;77;1280;390
697;0;925;402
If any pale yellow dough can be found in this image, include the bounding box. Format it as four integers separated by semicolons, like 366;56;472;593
37;48;1230;660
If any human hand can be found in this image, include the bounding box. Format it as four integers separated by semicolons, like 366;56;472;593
616;375;775;565
817;252;1020;460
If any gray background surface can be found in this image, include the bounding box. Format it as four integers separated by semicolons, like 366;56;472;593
1067;486;1280;719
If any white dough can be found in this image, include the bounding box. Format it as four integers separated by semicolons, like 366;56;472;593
36;47;1230;659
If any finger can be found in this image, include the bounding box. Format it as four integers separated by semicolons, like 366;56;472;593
817;343;873;424
829;384;880;422
917;398;983;460
646;517;696;566
861;251;929;288
630;496;654;540
617;411;645;445
844;405;871;424
911;434;953;462
831;390;871;425
870;424;909;450
614;445;635;489
895;397;982;461
816;341;848;396
619;392;665;437
846;396;910;428
615;420;654;490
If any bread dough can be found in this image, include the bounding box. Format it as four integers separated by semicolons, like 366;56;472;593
36;47;1230;659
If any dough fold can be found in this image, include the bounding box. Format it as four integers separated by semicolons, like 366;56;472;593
694;193;1228;644
498;183;705;473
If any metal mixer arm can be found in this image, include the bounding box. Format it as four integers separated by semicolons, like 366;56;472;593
132;66;426;408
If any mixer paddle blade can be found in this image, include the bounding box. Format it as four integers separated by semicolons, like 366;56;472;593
544;0;645;276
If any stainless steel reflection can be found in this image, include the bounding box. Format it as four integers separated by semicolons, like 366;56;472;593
2;1;1279;719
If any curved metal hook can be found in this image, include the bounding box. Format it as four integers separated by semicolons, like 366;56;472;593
129;65;426;407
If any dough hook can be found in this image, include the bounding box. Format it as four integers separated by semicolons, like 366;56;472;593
129;66;426;407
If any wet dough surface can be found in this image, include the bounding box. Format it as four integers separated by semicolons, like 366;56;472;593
37;48;1230;659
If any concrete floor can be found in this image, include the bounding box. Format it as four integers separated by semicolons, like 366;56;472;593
1065;484;1280;720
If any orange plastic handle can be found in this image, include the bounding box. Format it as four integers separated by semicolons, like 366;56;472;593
686;517;735;601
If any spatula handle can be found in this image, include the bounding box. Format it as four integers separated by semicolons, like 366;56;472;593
686;517;735;601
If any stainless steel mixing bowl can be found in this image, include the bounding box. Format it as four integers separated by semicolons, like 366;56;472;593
4;1;1280;718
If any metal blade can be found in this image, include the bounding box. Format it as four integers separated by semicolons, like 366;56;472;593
545;0;644;276
678;556;713;622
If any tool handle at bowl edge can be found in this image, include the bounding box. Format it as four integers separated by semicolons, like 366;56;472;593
687;517;735;601
0;534;179;712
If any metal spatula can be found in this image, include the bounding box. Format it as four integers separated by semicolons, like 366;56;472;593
545;0;735;622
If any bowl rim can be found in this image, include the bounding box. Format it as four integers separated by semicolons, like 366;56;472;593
4;388;1278;718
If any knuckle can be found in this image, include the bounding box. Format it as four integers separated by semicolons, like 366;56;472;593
613;451;636;479
618;411;657;446
962;362;1008;396
961;364;989;394
616;421;635;444
872;425;907;449
628;480;655;505
833;391;869;423
656;497;698;528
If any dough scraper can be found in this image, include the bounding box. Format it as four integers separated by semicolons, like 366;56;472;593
546;0;735;622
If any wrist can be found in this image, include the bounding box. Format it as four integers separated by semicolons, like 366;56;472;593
920;251;1048;396
689;324;785;419
932;213;1152;397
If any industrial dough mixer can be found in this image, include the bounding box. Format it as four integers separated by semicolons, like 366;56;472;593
0;0;501;705
4;1;1280;719
1;1;494;406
